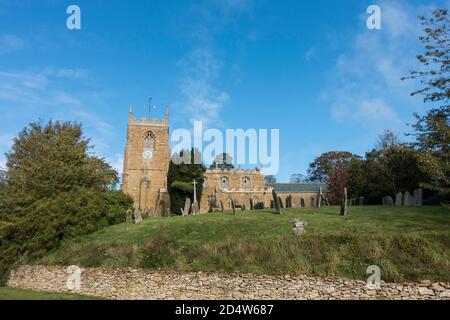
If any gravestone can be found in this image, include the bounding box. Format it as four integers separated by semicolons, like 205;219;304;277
403;191;414;207
395;192;403;206
181;198;191;216
413;188;423;207
272;190;282;214
133;207;142;224
340;188;348;216
278;197;284;209
292;219;307;236
382;196;394;206
143;208;149;218
126;208;133;222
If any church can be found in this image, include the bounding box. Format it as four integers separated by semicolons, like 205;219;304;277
121;109;327;215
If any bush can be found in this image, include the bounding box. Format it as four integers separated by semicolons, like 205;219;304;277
0;188;132;278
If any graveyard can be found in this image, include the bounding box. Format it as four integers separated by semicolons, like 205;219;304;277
37;205;450;283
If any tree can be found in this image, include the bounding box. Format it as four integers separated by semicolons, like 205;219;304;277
0;120;132;276
327;164;348;205
402;8;450;204
307;151;361;182
168;148;206;215
210;153;234;170
0;121;120;218
290;173;308;183
264;175;277;184
376;130;401;150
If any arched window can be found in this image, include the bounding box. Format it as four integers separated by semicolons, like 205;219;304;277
143;131;156;161
240;176;251;189
219;176;230;189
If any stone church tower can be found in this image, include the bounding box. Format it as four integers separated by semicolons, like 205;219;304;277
121;107;171;215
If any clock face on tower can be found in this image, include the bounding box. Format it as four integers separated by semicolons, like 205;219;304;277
143;150;153;160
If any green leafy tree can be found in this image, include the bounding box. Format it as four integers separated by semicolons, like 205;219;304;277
168;148;206;215
307;151;361;182
402;8;450;205
290;173;308;183
0;120;132;277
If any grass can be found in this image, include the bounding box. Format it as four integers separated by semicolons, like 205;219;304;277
37;206;450;283
0;287;101;300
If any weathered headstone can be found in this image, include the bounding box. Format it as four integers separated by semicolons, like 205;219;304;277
413;188;423;207
382;196;394;206
395;192;403;206
126;208;133;222
272;190;282;214
292;219;307;236
403;191;414;207
340;188;348;216
133;207;142;224
181;198;191;216
143;208;149;218
318;187;323;208
278;197;284;209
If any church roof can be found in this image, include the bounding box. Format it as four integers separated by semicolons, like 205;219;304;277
267;183;328;193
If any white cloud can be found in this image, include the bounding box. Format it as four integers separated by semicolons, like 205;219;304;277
323;0;429;129
0;69;84;107
0;34;24;54
105;153;124;177
304;47;316;61
178;47;230;126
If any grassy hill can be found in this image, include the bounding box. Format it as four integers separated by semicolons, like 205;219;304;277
37;206;450;283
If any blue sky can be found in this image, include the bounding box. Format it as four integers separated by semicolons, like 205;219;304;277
0;0;448;181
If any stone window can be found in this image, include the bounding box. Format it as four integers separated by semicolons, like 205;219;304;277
219;176;230;189
240;176;251;189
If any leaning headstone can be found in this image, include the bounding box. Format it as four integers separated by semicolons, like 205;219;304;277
340;188;348;216
413;188;423;207
292;219;307;236
126;208;133;222
278;197;284;209
272;190;282;214
383;196;394;206
403;191;414;207
395;192;403;206
181;198;191;216
133;207;142;224
317;187;323;208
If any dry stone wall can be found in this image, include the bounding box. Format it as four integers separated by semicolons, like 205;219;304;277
7;265;450;300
